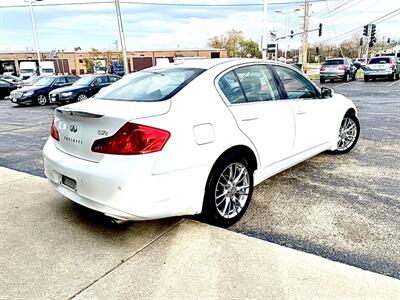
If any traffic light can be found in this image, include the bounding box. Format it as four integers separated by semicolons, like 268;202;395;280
363;25;368;36
318;23;323;37
369;42;374;48
370;24;376;42
290;30;294;38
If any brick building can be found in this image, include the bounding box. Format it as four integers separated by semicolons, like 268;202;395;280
0;48;227;76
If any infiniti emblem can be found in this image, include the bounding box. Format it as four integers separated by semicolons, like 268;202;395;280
70;124;78;133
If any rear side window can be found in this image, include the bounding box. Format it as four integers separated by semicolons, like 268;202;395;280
324;59;344;65
94;76;108;85
369;57;391;64
95;68;204;101
67;76;78;83
108;75;120;82
273;66;317;99
55;77;67;85
218;71;246;104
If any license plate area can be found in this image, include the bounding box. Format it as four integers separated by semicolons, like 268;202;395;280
61;175;77;190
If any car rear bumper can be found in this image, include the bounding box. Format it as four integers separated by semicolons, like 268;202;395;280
43;138;208;220
320;72;345;79
364;70;392;77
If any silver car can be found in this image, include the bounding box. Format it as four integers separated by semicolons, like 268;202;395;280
320;58;357;83
364;56;400;81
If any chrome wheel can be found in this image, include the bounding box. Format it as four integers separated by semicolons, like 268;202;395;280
37;95;47;106
337;117;357;151
215;162;250;219
77;94;87;101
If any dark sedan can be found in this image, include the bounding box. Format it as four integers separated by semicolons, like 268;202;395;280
49;74;121;104
10;75;78;106
0;79;17;99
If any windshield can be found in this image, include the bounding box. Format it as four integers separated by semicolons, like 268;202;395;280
73;76;94;86
20;69;34;74
324;59;344;65
33;77;54;86
369;57;391;64
95;68;205;102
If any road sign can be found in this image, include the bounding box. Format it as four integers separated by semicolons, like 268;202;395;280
266;43;277;54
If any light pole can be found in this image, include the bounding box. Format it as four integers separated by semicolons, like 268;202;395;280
114;0;129;75
26;0;42;74
275;8;301;63
262;0;268;60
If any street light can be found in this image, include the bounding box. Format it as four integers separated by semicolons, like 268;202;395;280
275;8;301;63
25;0;42;74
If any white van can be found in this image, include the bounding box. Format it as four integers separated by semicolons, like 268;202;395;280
40;61;55;76
19;61;37;79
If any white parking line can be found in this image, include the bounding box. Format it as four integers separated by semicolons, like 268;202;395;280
387;81;400;87
334;82;350;88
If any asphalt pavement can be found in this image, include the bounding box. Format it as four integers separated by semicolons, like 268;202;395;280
1;79;399;280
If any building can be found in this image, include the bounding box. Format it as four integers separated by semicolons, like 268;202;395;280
0;48;227;76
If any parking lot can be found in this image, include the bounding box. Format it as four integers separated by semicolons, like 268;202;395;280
1;78;399;279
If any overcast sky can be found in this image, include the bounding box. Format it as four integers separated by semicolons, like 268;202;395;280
0;0;398;52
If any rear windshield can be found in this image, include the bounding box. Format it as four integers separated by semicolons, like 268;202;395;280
369;57;391;64
94;68;205;102
323;59;344;65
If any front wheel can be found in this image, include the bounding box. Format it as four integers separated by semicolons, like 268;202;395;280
77;93;88;102
320;77;325;84
343;73;350;82
201;155;254;228
332;113;360;154
37;94;47;106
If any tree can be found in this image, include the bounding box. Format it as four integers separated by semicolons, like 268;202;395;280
208;29;261;58
239;39;262;58
82;48;123;74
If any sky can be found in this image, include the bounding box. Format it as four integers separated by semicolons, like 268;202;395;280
0;0;399;52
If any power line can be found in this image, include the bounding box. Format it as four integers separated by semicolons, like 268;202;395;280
0;0;345;9
322;7;400;43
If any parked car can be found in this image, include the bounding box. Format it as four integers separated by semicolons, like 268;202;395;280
354;58;367;69
17;75;46;88
10;75;78;106
49;74;121;105
319;58;357;83
43;59;360;227
0;78;17;99
1;74;22;85
364;56;400;81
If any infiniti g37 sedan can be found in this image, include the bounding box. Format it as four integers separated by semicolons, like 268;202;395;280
43;59;360;227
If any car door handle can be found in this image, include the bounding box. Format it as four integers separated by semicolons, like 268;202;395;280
241;117;259;121
296;111;307;115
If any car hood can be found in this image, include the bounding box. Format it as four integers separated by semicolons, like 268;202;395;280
51;85;85;94
13;86;43;93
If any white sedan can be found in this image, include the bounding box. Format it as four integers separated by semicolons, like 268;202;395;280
43;59;360;227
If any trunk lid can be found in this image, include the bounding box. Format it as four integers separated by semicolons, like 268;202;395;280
53;99;171;162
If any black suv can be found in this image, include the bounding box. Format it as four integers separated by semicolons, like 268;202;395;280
10;75;78;106
49;74;121;104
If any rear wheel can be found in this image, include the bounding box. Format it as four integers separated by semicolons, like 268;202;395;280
364;75;369;82
332;113;360;155
37;94;47;106
201;155;253;228
320;77;325;83
390;72;396;81
343;73;350;82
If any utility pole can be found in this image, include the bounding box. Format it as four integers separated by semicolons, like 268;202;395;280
27;0;42;74
114;0;129;75
302;0;310;73
262;0;268;59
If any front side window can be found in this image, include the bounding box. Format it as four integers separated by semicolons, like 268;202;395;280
273;66;317;99
68;76;78;83
94;76;108;85
54;77;67;85
95;68;204;102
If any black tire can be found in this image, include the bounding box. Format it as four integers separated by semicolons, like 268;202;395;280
320;77;325;84
352;73;356;81
364;75;369;82
76;93;88;102
390;72;396;81
330;79;334;83
331;113;360;155
36;94;47;106
201;154;254;228
343;72;350;82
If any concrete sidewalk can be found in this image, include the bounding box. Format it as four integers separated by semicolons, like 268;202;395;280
1;167;399;299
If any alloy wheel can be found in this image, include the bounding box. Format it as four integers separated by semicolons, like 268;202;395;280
214;162;250;219
77;94;87;101
37;95;47;106
337;117;357;151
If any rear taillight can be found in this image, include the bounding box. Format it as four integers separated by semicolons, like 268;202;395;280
338;65;345;70
91;122;170;155
50;118;60;141
320;66;326;71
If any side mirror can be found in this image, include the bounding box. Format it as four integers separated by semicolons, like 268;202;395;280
321;87;333;99
92;81;99;86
